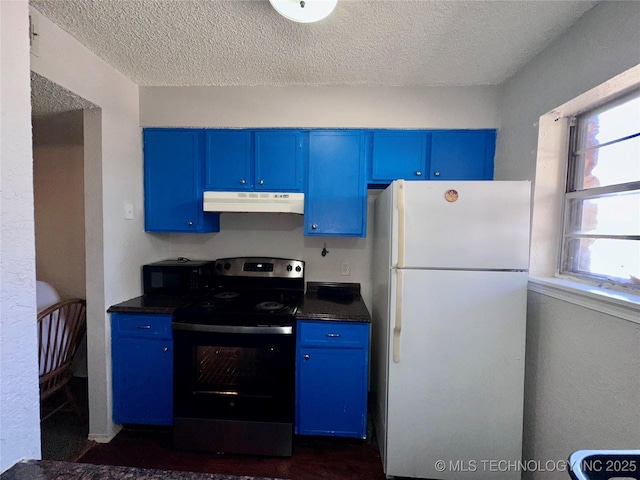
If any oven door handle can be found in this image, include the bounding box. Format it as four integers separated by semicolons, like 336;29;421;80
172;323;293;335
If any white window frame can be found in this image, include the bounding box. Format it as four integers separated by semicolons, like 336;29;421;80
528;64;640;323
559;90;640;290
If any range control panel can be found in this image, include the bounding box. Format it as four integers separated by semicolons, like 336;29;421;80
214;257;304;279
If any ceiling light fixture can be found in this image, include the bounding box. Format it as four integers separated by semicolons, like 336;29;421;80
268;0;338;23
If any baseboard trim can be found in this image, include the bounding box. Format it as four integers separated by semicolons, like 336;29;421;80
88;423;122;443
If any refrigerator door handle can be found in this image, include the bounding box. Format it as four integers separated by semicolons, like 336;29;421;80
396;180;406;268
393;268;403;363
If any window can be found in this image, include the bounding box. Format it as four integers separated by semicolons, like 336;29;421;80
561;90;640;290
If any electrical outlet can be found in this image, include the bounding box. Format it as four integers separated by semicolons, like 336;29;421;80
341;261;350;276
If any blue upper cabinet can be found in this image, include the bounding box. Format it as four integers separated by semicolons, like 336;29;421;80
369;130;430;183
205;129;303;192
255;130;304;191
306;131;367;237
429;130;495;180
205;130;252;190
144;128;220;233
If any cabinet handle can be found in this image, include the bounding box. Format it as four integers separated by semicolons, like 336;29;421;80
258;179;264;185
325;333;341;338
415;171;422;176
187;221;193;226
240;179;246;185
434;171;441;177
311;224;318;230
163;347;168;352
137;325;151;329
304;354;310;360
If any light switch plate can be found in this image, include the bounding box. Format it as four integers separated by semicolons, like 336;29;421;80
124;203;134;220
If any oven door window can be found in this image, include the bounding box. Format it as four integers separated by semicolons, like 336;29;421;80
174;331;294;423
195;345;280;396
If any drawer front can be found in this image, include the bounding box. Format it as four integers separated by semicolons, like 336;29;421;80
298;320;368;348
112;313;173;339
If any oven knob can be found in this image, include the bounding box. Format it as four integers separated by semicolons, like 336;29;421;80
295;266;302;272
286;265;293;272
224;262;231;270
230;401;235;407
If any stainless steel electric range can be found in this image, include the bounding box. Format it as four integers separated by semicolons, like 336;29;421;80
172;257;304;457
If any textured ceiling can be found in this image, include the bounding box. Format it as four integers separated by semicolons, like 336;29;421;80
31;71;97;117
30;0;597;87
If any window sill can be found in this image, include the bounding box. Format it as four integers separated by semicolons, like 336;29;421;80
528;276;640;324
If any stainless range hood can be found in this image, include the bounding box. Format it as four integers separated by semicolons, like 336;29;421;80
203;191;304;214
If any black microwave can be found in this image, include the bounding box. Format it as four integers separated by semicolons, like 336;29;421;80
143;259;215;296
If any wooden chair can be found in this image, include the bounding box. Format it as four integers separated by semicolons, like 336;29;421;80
37;298;87;422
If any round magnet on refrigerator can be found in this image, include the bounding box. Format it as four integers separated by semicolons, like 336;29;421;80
444;189;459;203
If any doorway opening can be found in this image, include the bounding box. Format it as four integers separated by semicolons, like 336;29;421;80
31;71;97;461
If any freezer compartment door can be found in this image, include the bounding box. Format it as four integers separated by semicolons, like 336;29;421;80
396;180;531;270
385;269;527;480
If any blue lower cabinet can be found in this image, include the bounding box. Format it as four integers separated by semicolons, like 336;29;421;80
111;313;173;425
296;320;370;438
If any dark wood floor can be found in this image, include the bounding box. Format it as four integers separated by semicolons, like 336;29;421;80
77;426;386;480
43;379;386;479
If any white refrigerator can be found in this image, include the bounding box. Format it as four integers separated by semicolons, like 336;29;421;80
371;180;531;480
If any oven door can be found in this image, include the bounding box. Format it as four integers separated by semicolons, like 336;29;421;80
172;324;295;424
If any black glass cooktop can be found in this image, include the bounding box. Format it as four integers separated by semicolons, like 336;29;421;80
173;288;302;326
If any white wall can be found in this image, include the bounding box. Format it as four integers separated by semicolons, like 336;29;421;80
495;2;640;182
0;0;41;471
141;85;501;308
140;86;500;129
166;193;378;307
33;111;86;300
526;293;640;475
495;2;640;475
29;7;169;443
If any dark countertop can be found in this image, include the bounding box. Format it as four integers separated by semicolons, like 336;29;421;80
107;295;190;314
296;282;371;323
0;460;285;480
108;283;371;323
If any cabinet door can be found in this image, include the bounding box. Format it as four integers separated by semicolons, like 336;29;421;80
430;130;495;180
255;130;304;192
306;131;367;237
297;346;367;438
370;131;429;183
296;320;369;439
205;130;252;190
144;129;219;233
111;314;173;426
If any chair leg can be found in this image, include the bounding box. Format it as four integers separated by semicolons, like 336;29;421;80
64;383;86;421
